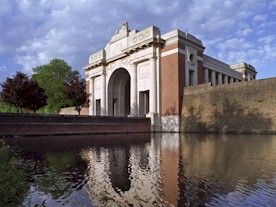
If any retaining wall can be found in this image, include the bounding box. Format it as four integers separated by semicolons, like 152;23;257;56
181;78;276;133
0;113;151;137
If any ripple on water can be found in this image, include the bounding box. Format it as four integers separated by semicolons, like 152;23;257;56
206;178;276;207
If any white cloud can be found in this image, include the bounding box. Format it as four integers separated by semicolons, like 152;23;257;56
258;35;276;44
236;28;253;37
215;35;276;67
0;64;7;73
218;38;253;51
0;0;275;81
253;15;267;22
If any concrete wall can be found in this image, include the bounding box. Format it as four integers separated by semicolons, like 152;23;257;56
0;113;151;137
181;78;276;133
59;106;89;115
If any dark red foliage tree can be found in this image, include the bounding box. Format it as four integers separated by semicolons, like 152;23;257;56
24;79;48;112
0;72;47;113
63;75;90;115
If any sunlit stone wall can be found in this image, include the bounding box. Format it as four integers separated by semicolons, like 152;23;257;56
182;77;276;133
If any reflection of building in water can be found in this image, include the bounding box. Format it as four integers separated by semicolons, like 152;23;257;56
81;143;161;206
81;134;181;206
80;134;276;206
160;133;180;206
178;133;276;206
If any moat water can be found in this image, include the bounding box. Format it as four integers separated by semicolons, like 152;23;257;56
2;133;276;206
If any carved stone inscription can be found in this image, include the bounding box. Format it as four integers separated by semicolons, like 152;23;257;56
137;61;150;91
129;28;152;48
89;50;105;64
94;77;101;99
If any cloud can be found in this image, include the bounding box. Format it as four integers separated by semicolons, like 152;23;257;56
2;0;185;73
258;35;276;44
0;64;7;73
253;14;267;22
0;0;275;81
218;38;253;51
215;35;276;67
269;0;276;9
236;28;253;37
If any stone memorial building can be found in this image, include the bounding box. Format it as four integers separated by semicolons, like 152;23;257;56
83;22;257;131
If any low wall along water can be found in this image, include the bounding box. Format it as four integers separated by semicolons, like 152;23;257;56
181;78;276;134
0;113;151;137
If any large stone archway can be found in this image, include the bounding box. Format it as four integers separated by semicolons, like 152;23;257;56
84;23;163;130
108;68;130;116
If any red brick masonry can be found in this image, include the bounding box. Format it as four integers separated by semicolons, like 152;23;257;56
0;113;151;137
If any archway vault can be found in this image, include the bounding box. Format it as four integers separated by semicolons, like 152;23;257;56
108;68;130;116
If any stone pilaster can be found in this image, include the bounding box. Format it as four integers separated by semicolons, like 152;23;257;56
204;68;209;83
211;70;216;86
89;77;94;115
149;57;157;114
101;70;106;115
130;63;138;116
218;73;222;85
224;75;228;84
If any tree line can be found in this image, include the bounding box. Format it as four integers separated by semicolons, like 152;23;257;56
0;59;89;115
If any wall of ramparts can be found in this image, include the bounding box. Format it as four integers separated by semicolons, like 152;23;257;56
0;113;151;137
181;78;276;133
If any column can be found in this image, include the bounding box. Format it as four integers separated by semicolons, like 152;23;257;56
211;70;216;86
156;46;161;116
247;74;251;81
242;73;246;81
101;71;106;116
185;66;189;87
204;68;209;83
149;57;157;114
130;63;137;116
89;77;94;115
224;75;228;84
230;77;234;84
218;73;222;85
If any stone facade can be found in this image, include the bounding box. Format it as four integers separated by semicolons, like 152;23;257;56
83;23;257;132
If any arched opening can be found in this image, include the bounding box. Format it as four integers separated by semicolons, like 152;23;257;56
108;68;130;116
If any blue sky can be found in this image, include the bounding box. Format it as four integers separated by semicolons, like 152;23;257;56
0;0;276;84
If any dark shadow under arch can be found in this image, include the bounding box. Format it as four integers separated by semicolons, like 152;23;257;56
108;68;130;116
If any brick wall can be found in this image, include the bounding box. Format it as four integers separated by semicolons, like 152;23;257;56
181;78;276;133
161;43;185;115
0;113;151;137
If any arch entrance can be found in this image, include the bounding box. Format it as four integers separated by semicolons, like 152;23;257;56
108;68;130;116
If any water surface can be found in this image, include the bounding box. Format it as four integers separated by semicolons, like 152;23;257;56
2;133;276;206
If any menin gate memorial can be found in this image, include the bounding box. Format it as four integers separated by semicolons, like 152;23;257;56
83;22;256;132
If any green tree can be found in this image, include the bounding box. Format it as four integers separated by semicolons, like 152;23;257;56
63;75;90;115
0;100;18;113
0;72;47;113
32;59;79;114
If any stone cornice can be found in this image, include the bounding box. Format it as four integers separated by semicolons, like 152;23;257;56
84;38;164;71
162;29;205;52
83;60;106;71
